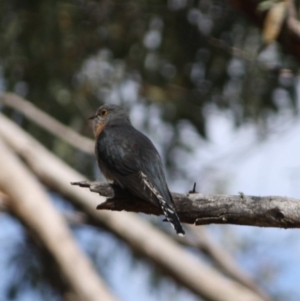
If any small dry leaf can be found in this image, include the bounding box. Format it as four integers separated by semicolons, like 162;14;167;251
263;0;287;45
258;0;277;12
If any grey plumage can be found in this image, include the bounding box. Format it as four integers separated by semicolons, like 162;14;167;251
90;104;185;235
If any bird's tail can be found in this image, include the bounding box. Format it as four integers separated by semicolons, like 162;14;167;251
158;197;185;236
140;171;185;235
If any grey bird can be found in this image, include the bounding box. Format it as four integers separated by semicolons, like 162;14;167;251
89;104;185;235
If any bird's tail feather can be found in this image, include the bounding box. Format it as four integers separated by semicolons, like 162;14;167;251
140;172;185;235
158;198;185;236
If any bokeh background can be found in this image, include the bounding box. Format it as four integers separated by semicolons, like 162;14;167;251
0;0;300;301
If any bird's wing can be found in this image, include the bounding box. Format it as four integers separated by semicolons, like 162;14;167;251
97;124;185;235
96;125;159;204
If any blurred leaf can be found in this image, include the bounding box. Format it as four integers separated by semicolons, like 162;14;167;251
257;0;279;12
262;0;287;45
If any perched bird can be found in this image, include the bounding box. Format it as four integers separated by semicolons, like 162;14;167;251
89;104;185;235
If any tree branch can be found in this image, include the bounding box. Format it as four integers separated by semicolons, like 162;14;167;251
0;191;87;225
0;93;94;153
175;226;272;301
71;180;300;229
0;140;117;301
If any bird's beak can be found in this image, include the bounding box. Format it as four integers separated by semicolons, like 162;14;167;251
88;114;96;120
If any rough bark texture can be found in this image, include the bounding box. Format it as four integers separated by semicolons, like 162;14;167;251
72;181;300;228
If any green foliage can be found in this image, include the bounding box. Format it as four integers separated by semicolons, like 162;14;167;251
0;0;298;140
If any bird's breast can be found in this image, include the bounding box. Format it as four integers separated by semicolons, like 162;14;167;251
94;122;107;138
97;157;115;181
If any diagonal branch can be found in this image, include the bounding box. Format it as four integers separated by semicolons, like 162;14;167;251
175;226;272;301
0;93;94;153
71;180;300;228
0;140;117;301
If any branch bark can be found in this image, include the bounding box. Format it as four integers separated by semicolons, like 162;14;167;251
0;113;269;301
0;140;117;301
71;180;300;228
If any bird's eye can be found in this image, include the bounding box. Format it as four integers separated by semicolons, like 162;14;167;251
99;109;108;117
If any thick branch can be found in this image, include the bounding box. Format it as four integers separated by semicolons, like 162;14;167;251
0;191;87;225
0;140;117;301
72;181;300;228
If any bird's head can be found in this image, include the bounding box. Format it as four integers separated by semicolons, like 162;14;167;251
89;104;130;137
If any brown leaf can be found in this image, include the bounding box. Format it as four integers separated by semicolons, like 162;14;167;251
263;0;287;45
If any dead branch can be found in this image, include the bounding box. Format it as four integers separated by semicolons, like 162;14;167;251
0;113;269;301
0;139;117;301
71;180;300;229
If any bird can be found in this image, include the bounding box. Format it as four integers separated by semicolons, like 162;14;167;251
89;104;185;236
